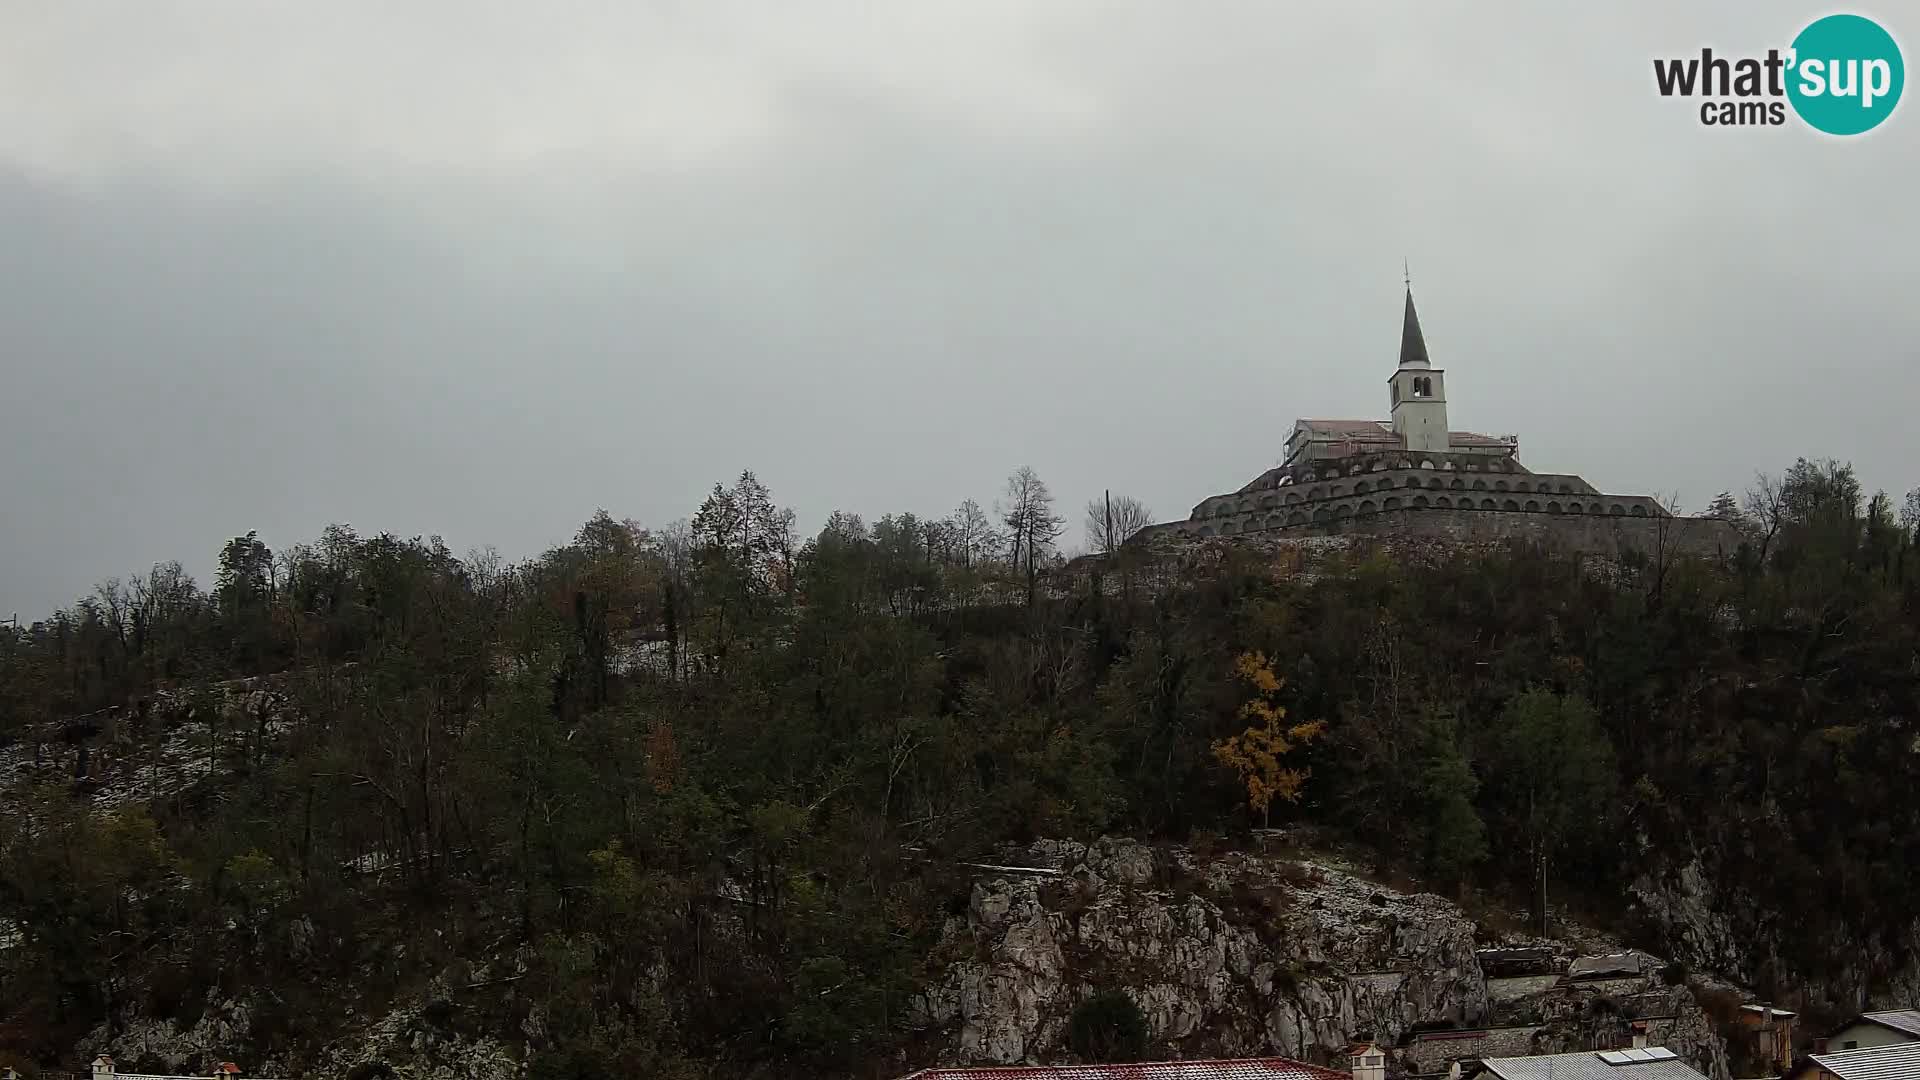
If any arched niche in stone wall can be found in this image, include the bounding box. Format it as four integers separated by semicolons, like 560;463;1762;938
1384;497;1402;510
1526;500;1541;511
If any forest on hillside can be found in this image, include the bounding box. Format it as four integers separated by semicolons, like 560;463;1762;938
1;458;1918;1079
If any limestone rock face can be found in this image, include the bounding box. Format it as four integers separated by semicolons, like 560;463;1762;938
1632;853;1920;1017
912;838;1730;1080
92;998;255;1075
299;998;523;1080
90;991;525;1080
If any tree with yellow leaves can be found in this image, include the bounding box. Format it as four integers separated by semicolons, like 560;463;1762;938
1211;652;1326;826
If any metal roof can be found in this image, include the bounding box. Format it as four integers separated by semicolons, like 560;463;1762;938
1567;953;1649;980
1478;1048;1706;1080
896;1059;1352;1080
1298;419;1398;439
1810;1041;1920;1080
1447;431;1516;447
1860;1009;1920;1038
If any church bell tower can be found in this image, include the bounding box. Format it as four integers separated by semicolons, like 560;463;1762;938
1388;286;1449;453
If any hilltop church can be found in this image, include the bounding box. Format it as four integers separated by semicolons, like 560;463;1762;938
1130;288;1735;554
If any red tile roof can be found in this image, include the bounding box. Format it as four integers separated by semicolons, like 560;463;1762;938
898;1059;1351;1080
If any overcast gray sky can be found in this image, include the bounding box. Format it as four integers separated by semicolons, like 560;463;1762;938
3;1;1916;617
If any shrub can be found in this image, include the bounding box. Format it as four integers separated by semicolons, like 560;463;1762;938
1068;989;1150;1063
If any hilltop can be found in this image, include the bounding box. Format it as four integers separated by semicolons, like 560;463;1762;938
1;459;1917;1078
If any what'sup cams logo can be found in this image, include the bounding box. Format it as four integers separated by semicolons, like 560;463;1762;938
1654;13;1903;134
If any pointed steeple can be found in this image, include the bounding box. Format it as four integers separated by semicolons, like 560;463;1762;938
1399;287;1431;369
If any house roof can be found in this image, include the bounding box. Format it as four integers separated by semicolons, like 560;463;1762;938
895;1059;1351;1080
1857;1009;1920;1038
1567;953;1649;980
1476;947;1557;963
1477;1048;1704;1080
1809;1041;1920;1080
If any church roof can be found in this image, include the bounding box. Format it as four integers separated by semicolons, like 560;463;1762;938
1448;431;1514;448
1293;419;1508;450
1298;419;1397;440
1400;287;1431;368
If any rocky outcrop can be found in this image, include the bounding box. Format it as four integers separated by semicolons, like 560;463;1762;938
72;834;1743;1080
86;971;528;1080
1632;853;1920;1018
912;837;1731;1079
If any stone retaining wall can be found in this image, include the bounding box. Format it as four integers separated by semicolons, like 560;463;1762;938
1136;507;1744;558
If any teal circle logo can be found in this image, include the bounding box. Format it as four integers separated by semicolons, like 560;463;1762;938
1787;14;1904;135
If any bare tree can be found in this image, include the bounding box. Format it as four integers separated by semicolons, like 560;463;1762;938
946;499;999;568
1648;491;1684;607
999;467;1064;608
1744;472;1786;564
1083;491;1154;555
